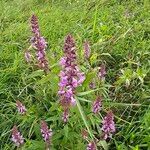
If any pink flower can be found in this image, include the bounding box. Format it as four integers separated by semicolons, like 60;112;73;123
16;100;27;115
62;109;69;123
87;141;96;150
59;57;67;67
92;97;102;114
30;15;49;72
98;64;106;80
40;120;52;144
102;111;116;140
71;97;76;106
89;81;96;89
72;78;78;87
58;34;85;122
11;125;24;147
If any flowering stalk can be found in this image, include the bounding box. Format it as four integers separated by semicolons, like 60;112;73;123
30;14;49;73
98;64;106;80
40;120;52;149
92;97;102;114
58;34;85;122
11;125;24;147
102;111;115;140
84;41;91;60
16;100;27;115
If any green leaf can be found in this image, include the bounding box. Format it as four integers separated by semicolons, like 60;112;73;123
77;88;100;96
64;125;69;138
26;70;44;79
76;96;94;139
97;140;108;150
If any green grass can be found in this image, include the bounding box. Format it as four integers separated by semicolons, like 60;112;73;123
0;0;150;149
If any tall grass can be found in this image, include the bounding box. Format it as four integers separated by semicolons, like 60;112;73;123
0;0;150;149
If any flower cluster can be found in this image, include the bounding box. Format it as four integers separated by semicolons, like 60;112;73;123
58;34;85;122
87;141;96;150
81;129;88;140
30;14;49;72
92;97;102;114
102;111;116;139
11;125;24;147
40;120;52;145
16;100;27;115
98;64;106;80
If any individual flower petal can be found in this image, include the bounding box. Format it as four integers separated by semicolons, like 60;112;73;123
71;96;76;106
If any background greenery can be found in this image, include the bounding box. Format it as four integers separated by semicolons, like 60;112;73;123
0;0;150;149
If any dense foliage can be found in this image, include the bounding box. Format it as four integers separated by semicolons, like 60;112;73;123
0;0;150;150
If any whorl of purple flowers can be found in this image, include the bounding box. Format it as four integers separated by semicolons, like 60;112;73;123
102;111;115;140
92;97;102;114
16;100;27;115
40;120;52;144
98;64;106;80
87;142;96;150
58;34;85;122
30;15;49;72
11;125;24;147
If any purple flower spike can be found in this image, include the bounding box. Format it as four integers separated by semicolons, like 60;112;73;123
84;41;91;59
40;120;52;145
11;125;24;147
102;111;116;140
92;97;102;114
58;34;85;122
30;15;49;72
98;64;106;80
87;142;96;150
16;100;27;115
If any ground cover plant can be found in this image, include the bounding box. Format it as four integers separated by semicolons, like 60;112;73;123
0;0;150;150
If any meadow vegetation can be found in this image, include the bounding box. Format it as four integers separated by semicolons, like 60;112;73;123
0;0;150;149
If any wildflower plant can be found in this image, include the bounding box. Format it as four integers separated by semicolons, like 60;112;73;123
30;14;49;73
58;34;85;122
40;120;52;149
11;125;24;147
1;2;149;150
